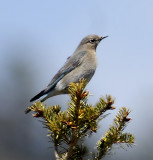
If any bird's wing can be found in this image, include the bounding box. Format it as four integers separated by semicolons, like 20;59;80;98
30;51;86;102
44;51;86;94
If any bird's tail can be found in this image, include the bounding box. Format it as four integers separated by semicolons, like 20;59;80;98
30;90;45;102
25;90;46;114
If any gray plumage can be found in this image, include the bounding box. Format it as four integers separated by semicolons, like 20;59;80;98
30;35;108;102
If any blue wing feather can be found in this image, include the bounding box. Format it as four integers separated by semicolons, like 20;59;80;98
45;67;74;94
30;51;86;102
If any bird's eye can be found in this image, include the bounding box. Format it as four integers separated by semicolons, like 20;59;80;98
89;39;96;43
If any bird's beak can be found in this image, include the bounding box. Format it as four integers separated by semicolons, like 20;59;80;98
100;36;108;40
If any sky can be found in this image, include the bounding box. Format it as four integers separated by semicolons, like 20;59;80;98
0;0;153;160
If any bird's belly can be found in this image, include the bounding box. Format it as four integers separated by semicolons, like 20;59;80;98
55;66;96;92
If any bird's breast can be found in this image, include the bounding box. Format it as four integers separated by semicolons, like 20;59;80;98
56;52;97;92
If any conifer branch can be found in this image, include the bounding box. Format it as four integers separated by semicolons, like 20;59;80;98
26;79;135;160
95;107;134;160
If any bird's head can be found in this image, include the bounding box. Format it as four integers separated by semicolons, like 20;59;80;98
79;34;108;50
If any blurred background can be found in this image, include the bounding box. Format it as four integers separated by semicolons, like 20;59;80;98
0;0;153;160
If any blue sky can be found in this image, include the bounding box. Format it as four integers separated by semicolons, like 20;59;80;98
0;1;153;160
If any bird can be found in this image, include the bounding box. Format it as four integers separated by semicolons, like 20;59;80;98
29;34;107;105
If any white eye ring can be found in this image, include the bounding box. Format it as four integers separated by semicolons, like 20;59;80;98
89;39;96;43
